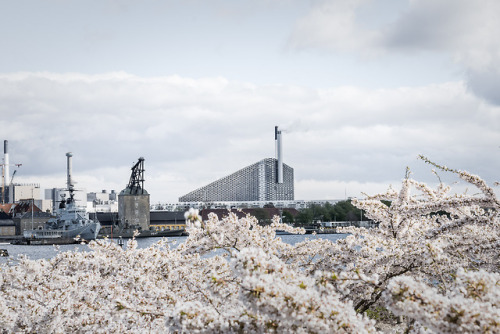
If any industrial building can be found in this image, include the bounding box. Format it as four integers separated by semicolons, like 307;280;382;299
179;126;294;202
1;140;52;213
0;211;15;236
155;199;340;211
87;190;118;213
118;157;151;231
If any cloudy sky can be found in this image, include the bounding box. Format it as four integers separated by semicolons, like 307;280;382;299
1;0;499;204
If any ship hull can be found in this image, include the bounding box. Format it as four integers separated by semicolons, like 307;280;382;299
14;238;82;245
23;222;101;242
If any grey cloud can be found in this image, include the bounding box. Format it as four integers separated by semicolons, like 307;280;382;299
466;68;500;106
382;0;500;106
290;0;500;105
381;0;469;51
2;72;499;202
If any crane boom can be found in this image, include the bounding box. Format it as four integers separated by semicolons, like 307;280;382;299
10;169;17;185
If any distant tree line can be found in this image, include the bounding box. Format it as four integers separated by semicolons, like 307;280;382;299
294;200;368;226
182;200;370;226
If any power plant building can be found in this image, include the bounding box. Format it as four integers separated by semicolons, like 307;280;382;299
179;127;294;202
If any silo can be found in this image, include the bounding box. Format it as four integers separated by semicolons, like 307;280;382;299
118;158;150;231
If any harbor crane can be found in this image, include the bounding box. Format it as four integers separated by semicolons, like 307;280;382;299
126;157;146;195
10;169;17;185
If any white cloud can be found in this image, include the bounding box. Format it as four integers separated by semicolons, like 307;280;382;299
288;0;382;53
289;0;500;104
1;72;499;203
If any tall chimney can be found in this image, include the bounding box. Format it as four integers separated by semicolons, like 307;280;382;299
3;140;9;203
66;152;74;191
275;126;283;184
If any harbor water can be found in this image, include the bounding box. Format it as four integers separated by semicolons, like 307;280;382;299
0;233;347;263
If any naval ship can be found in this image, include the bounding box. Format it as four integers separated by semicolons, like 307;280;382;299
21;153;101;244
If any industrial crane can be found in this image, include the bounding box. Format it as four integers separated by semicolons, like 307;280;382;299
126;157;146;195
10;169;17;185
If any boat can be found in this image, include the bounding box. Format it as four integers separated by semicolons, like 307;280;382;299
21;153;101;244
99;222;184;239
23;191;101;242
275;230;294;235
107;229;184;238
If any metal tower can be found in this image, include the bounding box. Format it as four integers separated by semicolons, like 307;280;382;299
126;157;146;194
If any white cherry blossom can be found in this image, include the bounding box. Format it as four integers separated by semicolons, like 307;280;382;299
0;158;498;333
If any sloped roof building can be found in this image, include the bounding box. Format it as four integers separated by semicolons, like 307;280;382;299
179;158;294;202
179;127;294;202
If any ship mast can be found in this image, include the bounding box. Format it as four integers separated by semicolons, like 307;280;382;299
66;152;74;192
65;152;76;215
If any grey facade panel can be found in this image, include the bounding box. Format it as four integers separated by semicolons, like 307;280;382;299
179;158;294;202
118;193;151;230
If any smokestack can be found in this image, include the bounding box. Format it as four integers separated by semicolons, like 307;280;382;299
66;152;74;191
275;126;283;184
3;140;9;203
